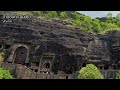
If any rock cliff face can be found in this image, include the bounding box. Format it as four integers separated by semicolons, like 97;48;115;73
100;31;120;69
0;13;115;74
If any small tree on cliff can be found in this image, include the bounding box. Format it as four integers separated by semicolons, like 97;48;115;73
78;64;104;79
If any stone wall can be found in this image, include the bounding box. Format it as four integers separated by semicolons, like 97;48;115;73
0;62;75;79
0;62;118;79
100;70;118;79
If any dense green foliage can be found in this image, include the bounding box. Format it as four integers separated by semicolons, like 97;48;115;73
14;11;120;34
115;70;120;79
0;52;13;79
78;64;104;79
60;11;67;19
0;67;13;79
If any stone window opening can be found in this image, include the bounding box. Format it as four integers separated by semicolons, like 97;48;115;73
82;63;86;67
40;32;45;35
4;45;10;49
44;72;46;73
104;65;109;70
99;66;103;70
43;71;50;74
35;69;38;72
31;69;38;72
36;62;39;66
44;63;50;68
21;52;24;54
25;63;29;67
65;70;72;74
113;64;117;69
0;45;2;49
8;62;12;63
31;62;39;67
98;65;104;70
66;76;68;79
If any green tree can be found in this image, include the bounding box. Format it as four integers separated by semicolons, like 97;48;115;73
72;12;81;20
111;17;117;23
106;13;112;19
105;22;117;28
116;13;120;21
100;22;106;29
60;11;67;19
73;20;81;27
84;16;92;32
106;13;113;23
115;70;120;79
106;19;112;23
92;19;102;33
0;67;13;79
78;64;104;79
0;68;3;79
84;16;92;22
46;11;58;18
31;11;44;17
2;69;13;79
117;21;120;27
0;52;13;79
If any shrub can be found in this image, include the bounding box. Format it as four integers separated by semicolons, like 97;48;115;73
60;12;67;19
72;12;80;20
115;70;120;79
0;67;13;79
78;64;104;79
46;11;57;19
31;11;44;17
49;11;58;17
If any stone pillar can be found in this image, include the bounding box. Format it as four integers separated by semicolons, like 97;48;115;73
38;56;42;73
25;56;29;63
98;65;104;70
7;51;14;63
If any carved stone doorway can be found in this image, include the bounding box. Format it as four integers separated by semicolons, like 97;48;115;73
14;46;28;65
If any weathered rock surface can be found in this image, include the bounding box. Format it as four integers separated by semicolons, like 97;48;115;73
99;31;120;69
0;12;113;74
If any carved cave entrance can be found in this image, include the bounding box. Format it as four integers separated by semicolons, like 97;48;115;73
14;46;28;65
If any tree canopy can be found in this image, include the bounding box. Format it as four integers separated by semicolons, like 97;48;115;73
77;64;104;79
0;67;13;79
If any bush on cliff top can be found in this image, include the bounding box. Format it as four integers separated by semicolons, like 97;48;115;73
13;11;120;35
